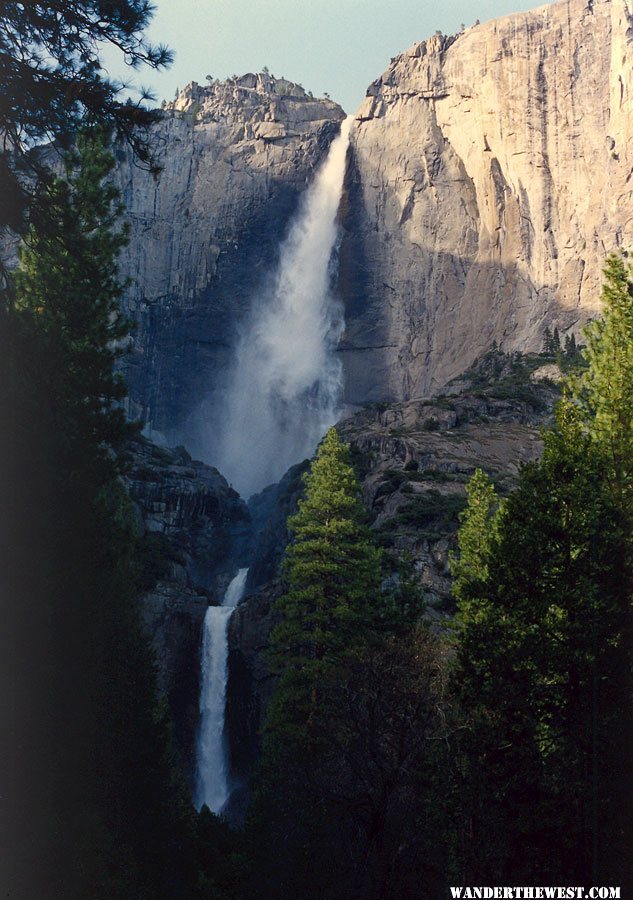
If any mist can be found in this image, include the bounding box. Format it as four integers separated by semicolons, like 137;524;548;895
211;116;353;498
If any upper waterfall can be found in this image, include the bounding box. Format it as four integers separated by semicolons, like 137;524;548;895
213;116;354;498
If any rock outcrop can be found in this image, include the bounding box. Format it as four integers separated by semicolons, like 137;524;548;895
223;350;559;796
125;437;251;592
5;1;631;433
113;74;345;446
339;0;633;402
124;438;251;780
339;351;558;608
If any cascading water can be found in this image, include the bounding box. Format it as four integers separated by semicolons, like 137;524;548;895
214;115;354;498
194;118;352;812
194;568;248;814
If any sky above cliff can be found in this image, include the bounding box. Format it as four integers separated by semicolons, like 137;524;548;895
104;0;550;113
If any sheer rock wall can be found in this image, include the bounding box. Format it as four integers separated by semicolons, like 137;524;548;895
339;0;633;402
112;74;345;441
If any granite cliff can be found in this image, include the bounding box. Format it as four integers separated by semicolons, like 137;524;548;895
7;0;628;813
123;438;250;781
108;0;633;435
103;0;633;803
340;0;633;401
5;0;631;435
112;74;344;447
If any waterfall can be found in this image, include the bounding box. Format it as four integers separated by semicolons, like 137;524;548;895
214;115;354;498
194;567;248;814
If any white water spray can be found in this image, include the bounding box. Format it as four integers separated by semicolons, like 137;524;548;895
194;568;248;814
215;116;353;498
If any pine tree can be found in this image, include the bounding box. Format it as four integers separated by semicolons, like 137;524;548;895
542;326;553;354
453;397;629;883
564;332;577;357
450;468;502;606
573;253;633;501
250;429;384;895
263;427;383;763
0;1;171;238
269;427;383;688
250;430;459;900
1;130;202;898
14;128;133;480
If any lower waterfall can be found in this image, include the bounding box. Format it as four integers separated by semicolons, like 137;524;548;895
194;568;248;814
214;115;353;499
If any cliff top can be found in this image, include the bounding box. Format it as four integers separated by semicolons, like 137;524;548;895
164;71;345;128
363;0;618;104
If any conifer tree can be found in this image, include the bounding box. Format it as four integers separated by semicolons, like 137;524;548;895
250;430;383;892
2;130;202;898
564;332;577;357
251;430;456;900
452;252;633;884
0;0;172;238
14;128;133;479
542;326;553;354
269;427;383;688
453;398;629;883
450;468;502;606
573;252;633;501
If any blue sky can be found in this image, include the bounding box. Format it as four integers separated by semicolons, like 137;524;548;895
105;0;551;114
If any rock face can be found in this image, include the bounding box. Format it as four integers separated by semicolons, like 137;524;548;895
112;74;345;445
125;437;251;591
225;462;308;798
223;351;558;797
123;438;251;781
339;0;633;403
338;351;558;608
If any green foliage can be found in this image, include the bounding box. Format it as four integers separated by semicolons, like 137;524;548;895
374;467;408;499
0;0;172;236
1;129;206;898
394;490;467;530
267;427;382;694
14;129;134;478
133;532;186;592
253;624;454;900
542;324;561;354
461;347;555;408
451;256;633;886
454;404;630;882
450;469;502;604
485;374;549;408
572;252;633;500
249;431;459;899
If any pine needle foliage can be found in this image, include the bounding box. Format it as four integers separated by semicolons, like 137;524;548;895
0;0;172;236
451;257;633;886
269;427;383;681
1;129;204;898
450;467;503;608
572;252;633;501
13;128;134;481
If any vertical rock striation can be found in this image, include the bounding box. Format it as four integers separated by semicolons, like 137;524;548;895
112;74;345;443
123;438;251;782
340;0;633;402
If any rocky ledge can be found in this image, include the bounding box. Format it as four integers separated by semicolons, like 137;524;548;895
123;437;251;781
339;351;560;609
225;351;561;799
